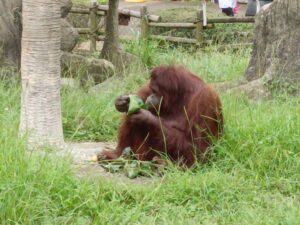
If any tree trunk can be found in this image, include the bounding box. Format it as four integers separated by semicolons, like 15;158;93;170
242;0;300;97
101;0;123;68
20;0;64;148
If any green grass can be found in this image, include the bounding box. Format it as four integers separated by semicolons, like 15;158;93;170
125;40;251;82
0;44;300;224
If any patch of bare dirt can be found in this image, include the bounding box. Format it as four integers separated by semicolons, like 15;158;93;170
67;142;154;184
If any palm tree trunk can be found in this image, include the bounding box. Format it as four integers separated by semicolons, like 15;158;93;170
20;0;64;148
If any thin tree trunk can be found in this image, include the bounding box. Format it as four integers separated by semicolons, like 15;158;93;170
101;0;123;67
20;0;64;148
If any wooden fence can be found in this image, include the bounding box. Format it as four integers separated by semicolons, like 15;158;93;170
69;4;255;52
69;4;161;52
143;6;255;45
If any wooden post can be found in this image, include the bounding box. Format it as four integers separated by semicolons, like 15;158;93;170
202;1;207;26
90;0;98;53
195;9;204;46
140;6;150;40
256;0;261;13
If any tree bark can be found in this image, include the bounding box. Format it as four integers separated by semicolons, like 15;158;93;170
101;0;123;68
20;0;64;148
243;0;300;97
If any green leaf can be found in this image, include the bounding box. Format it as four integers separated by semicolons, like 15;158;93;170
127;95;148;115
126;167;140;179
122;147;134;159
100;164;123;173
125;160;141;179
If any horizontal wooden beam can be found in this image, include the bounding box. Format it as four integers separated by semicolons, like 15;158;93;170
97;35;105;41
71;6;161;22
149;22;196;29
215;43;253;50
75;28;104;35
76;28;90;34
207;17;255;24
150;35;197;44
70;8;105;16
98;5;161;22
98;35;136;42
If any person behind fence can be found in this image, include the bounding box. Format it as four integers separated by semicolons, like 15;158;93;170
233;0;239;15
215;0;237;17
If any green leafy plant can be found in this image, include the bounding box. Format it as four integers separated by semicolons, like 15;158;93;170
99;147;166;179
127;94;148;115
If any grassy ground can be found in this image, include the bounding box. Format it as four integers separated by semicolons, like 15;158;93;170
0;43;300;224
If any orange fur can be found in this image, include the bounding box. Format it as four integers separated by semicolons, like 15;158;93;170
100;65;223;167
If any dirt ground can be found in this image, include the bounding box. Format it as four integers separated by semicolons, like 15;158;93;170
68;142;155;183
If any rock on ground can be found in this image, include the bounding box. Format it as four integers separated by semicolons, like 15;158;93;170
0;0;77;68
61;19;79;52
61;52;115;86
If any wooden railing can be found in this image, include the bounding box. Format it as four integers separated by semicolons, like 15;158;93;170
141;6;255;45
69;4;255;52
69;4;161;52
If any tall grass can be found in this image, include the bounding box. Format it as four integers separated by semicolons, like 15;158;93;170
0;44;299;224
125;40;251;82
